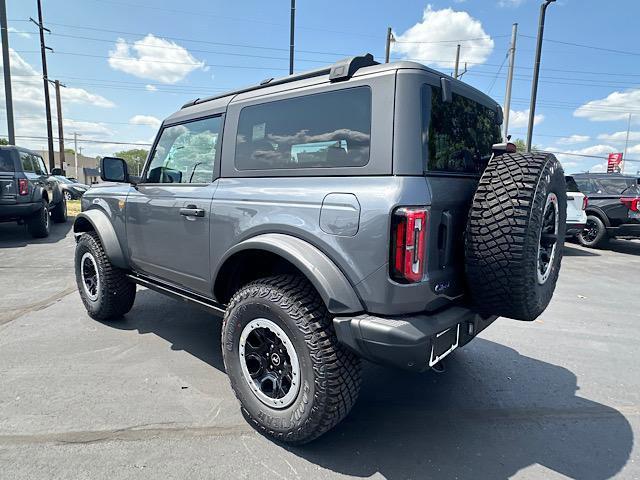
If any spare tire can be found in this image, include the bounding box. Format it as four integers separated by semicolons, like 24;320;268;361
465;152;566;321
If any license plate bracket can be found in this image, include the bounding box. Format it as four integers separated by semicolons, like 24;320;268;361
429;324;460;367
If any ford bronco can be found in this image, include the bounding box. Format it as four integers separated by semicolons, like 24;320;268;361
73;54;566;444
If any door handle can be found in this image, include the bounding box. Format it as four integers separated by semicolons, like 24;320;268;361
180;206;205;217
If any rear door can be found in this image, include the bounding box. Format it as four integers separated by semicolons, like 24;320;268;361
126;114;223;294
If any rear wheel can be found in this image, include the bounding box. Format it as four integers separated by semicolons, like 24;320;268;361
27;200;50;238
75;232;136;320
577;215;608;248
222;275;361;444
465;152;567;321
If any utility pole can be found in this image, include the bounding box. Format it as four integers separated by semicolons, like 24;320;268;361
52;79;65;171
503;23;518;139
289;0;295;75
526;0;555;152
385;27;393;63
453;44;461;78
73;132;79;180
623;113;632;173
31;0;55;169
0;0;15;145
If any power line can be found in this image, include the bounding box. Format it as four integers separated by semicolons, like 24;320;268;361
521;34;640;57
0;133;151;146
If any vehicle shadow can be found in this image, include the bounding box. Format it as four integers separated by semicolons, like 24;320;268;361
110;290;633;480
563;244;600;257
608;239;640;256
0;219;73;248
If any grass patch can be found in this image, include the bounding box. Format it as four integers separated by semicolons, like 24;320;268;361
67;200;82;217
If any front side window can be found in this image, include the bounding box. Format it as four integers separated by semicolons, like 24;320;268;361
34;156;47;175
235;87;372;170
423;85;502;174
146;116;222;184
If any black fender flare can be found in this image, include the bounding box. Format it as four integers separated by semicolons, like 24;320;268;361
215;233;364;314
73;209;128;269
585;207;610;227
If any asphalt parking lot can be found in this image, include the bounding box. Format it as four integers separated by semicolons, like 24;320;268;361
0;220;639;480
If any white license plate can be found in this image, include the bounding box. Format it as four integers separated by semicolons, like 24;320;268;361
429;324;460;367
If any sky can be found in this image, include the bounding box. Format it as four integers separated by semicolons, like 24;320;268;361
2;0;640;174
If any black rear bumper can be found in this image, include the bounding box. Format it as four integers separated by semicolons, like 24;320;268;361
0;201;41;221
607;224;640;238
333;306;497;372
566;222;586;236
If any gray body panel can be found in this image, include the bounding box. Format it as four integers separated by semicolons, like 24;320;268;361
77;60;502;316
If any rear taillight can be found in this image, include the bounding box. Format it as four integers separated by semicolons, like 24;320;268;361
390;207;428;283
582;196;588;210
18;178;28;196
620;197;640;212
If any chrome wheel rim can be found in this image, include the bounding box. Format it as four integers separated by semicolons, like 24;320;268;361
537;192;559;285
239;318;300;409
80;252;100;301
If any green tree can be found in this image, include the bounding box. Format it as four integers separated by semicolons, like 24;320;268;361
113;149;149;175
0;138;9;146
512;138;540;152
64;148;75;156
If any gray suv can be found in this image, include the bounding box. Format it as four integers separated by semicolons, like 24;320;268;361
0;145;67;237
73;55;567;444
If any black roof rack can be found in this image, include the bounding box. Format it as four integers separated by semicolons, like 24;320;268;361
181;53;378;109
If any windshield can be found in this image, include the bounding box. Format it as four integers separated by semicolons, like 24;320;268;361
54;176;76;184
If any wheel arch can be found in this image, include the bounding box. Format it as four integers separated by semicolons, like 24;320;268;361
213;233;363;315
585;207;610;227
73;209;128;269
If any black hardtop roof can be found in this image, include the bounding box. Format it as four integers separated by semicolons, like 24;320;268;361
176;53;498;114
0;145;40;155
573;172;639;179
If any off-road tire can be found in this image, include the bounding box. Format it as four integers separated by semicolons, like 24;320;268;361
51;197;67;223
222;274;361;444
27;200;50;238
75;232;136;321
577;215;609;249
465;152;567;321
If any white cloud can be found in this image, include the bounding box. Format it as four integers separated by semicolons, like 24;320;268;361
0;49;115;153
574;89;640;122
551;144;617;168
392;5;494;69
145;84;158;92
108;34;205;83
8;27;31;39
556;134;590;145
626;144;640;156
498;0;525;7
588;163;607;173
597;131;640;143
129;115;162;129
508;109;544;128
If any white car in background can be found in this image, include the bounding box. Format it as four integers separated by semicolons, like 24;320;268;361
565;175;588;237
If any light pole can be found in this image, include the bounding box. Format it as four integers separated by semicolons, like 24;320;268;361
526;0;555;152
289;0;295;75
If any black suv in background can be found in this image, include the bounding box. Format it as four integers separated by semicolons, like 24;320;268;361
0;146;68;238
573;173;640;248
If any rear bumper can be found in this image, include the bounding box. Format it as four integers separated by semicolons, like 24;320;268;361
0;201;40;220
333;306;498;372
607;223;640;238
566;222;586;236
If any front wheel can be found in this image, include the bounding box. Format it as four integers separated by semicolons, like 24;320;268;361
577;215;609;248
222;275;361;444
75;232;136;320
51;197;67;223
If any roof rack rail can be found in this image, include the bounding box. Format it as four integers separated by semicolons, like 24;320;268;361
181;53;378;109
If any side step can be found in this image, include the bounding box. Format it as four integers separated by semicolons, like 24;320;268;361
127;273;226;316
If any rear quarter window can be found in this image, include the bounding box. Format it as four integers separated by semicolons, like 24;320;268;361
422;85;502;175
234;87;372;171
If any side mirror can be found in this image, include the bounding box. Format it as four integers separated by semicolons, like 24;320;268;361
100;157;131;183
51;167;63;176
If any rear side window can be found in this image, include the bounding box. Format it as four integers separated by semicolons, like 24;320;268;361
565;176;580;193
0;151;14;172
19;152;35;173
423;85;501;175
235;87;372;171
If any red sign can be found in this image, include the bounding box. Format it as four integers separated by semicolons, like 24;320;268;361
607;153;624;173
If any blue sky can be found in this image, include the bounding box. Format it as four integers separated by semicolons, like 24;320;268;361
2;0;640;174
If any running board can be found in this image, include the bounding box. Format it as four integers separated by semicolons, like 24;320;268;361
126;273;226;316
